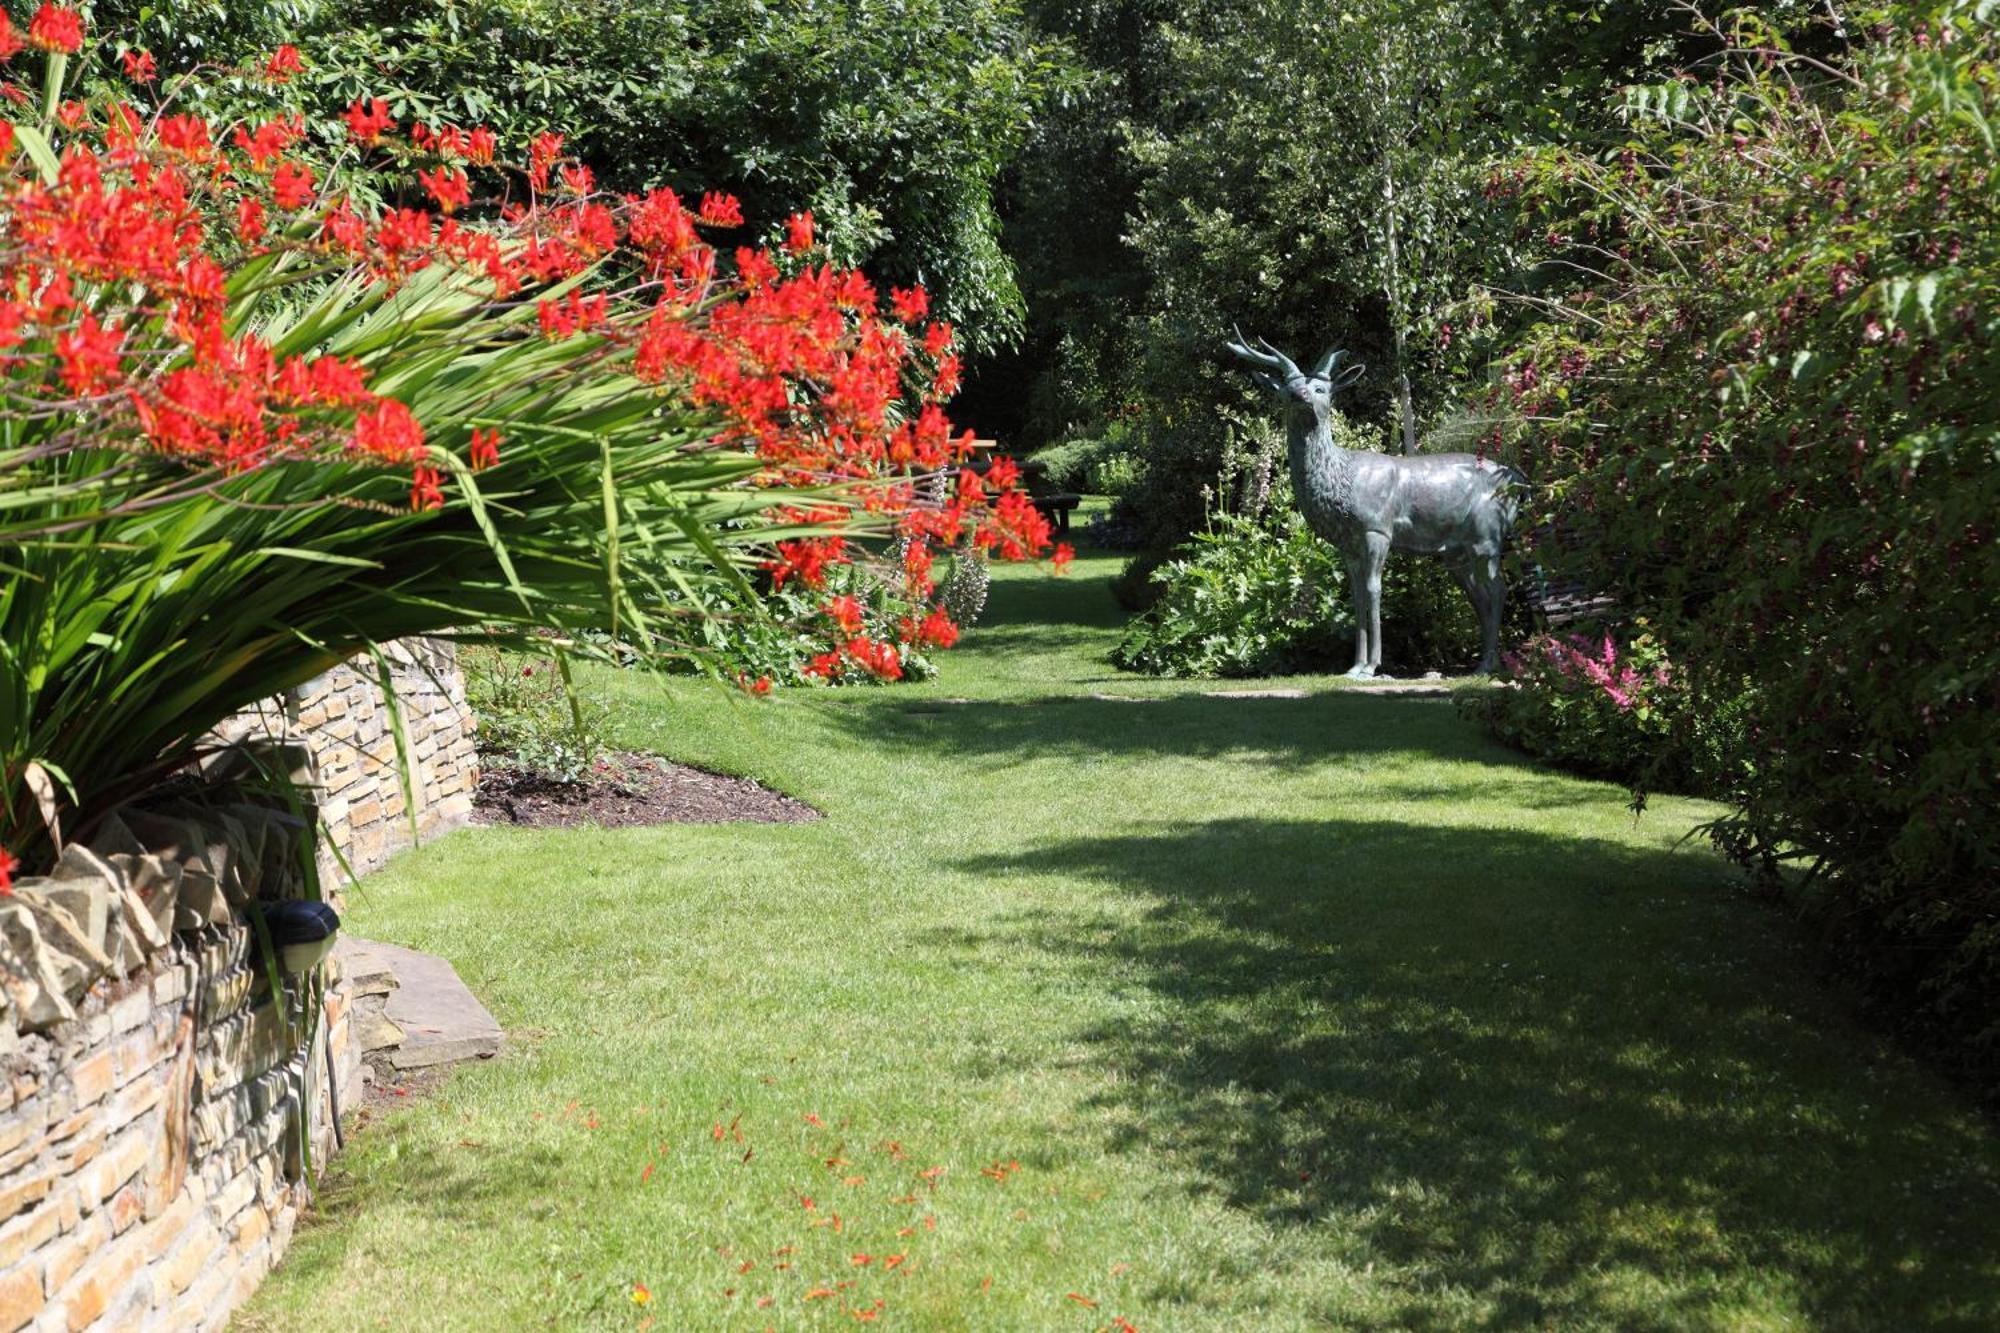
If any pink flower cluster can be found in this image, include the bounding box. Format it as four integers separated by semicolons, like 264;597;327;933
1504;632;1669;713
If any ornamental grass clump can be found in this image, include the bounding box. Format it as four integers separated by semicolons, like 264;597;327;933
0;8;1065;867
1480;2;2000;1068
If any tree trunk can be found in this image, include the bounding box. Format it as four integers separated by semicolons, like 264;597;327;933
1377;93;1419;455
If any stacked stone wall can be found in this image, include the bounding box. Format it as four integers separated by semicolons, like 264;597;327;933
0;639;473;1330
233;637;478;879
0;928;356;1332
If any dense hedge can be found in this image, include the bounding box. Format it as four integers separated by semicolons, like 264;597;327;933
1488;4;2000;1073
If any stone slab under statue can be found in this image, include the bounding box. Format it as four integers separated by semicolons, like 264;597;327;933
1226;329;1527;677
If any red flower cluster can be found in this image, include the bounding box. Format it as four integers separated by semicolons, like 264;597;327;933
2;14;1057;683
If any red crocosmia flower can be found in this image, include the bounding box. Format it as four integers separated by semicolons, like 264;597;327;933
28;5;83;54
736;246;778;290
55;313;122;394
271;160;316;210
233;118;301;169
419;166;471;215
156;114;214;160
558;162;594;195
345;97;396;146
0;846;16;895
409;464;445;512
353;398;426;463
0;14;22;61
465;125;497;166
698;191;743;227
922;321;954;358
1051;542;1076;574
845;636;902;681
822;595;866;635
785;210;815;253
931;352;962;398
528;130;565;191
121;47;155;82
264;44;304;82
236;196;266;243
56;98;85;129
890;285;928;324
468;427;501;470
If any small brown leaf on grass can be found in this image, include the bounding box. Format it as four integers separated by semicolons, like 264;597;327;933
919;1165;947;1184
850;1300;884;1322
1109;1262;1130;1276
1112;1318;1140;1332
805;1288;838;1302
756;1296;774;1309
851;1254;874;1266
842;1175;867;1187
1066;1292;1098;1309
889;1194;918;1205
738;1260;755;1275
881;1254;907;1270
980;1276;994;1293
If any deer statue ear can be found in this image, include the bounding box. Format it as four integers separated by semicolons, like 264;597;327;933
1332;361;1366;392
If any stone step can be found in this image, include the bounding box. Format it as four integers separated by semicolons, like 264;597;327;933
332;937;502;1071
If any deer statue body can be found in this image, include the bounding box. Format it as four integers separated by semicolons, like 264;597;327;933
1226;331;1525;677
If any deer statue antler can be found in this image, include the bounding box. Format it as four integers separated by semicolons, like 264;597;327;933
1226;326;1302;380
1312;345;1367;391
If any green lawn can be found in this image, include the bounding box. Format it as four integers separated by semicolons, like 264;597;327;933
243;544;2000;1331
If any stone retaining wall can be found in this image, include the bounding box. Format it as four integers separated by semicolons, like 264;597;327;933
0;925;356;1332
228;638;479;880
0;640;475;1330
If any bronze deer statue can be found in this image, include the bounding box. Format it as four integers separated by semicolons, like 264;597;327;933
1226;330;1525;676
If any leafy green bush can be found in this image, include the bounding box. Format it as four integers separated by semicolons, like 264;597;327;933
1486;3;2000;1069
1033;421;1141;496
461;648;616;784
676;560;944;689
1112;508;1347;678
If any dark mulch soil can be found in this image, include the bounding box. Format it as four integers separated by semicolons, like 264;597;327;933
472;751;820;829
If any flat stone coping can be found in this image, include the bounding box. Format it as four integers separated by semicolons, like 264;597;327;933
333;936;502;1070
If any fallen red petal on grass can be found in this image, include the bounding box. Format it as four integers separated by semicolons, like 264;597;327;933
920;1166;947;1183
805;1113;824;1127
851;1254;873;1266
850;1301;884;1322
639;1163;654;1184
1112;1319;1140;1332
980;1276;993;1293
805;1288;837;1301
889;1194;917;1205
843;1175;867;1187
882;1254;906;1270
738;1261;755;1275
1066;1292;1098;1308
757;1297;774;1309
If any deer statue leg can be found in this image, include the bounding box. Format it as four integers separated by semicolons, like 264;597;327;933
1364;533;1391;676
1343;547;1373;678
1475;553;1504;674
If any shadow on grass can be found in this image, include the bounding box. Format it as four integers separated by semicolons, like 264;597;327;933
834;686;1547;780
947;817;2000;1328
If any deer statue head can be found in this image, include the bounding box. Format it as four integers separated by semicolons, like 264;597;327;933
1225;328;1366;431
